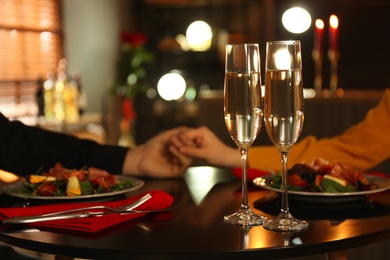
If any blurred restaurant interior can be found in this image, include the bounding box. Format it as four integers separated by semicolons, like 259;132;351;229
0;0;389;171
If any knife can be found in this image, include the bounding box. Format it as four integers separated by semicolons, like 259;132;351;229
2;208;171;225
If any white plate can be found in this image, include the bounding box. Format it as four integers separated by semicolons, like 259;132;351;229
253;174;390;203
2;175;144;201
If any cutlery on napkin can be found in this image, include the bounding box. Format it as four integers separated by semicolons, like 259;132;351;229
0;190;173;233
2;193;154;224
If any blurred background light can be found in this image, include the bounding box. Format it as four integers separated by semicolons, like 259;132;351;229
146;88;157;99
282;7;312;34
315;19;325;30
329;14;339;29
10;29;17;38
186;20;212;51
274;49;291;70
157;72;187;101
185;87;197;101
175;33;190;51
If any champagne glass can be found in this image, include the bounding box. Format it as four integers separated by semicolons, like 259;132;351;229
262;40;308;232
224;43;265;225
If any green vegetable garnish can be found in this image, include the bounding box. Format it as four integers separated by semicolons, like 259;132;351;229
322;178;357;193
80;181;94;195
111;179;135;191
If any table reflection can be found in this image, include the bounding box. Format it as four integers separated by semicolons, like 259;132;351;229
0;166;389;259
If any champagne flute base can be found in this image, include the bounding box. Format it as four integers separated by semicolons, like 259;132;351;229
263;213;308;232
224;208;265;226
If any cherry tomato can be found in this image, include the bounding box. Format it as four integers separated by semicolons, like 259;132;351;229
63;170;86;181
287;173;307;188
314;174;324;186
92;178;110;191
36;182;56;196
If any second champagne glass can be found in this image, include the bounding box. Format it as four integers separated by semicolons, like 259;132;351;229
263;40;308;232
224;43;265;225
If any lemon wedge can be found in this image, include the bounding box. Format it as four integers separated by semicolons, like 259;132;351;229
323;174;347;187
0;169;19;183
66;175;81;196
29;175;57;184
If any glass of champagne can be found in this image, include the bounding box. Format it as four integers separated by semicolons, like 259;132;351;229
224;43;265;225
262;40;308;232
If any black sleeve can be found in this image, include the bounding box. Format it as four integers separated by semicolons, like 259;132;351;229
0;113;128;176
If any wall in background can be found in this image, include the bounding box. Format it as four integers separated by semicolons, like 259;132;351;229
62;0;121;113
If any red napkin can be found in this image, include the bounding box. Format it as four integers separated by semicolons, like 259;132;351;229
0;190;173;233
232;167;269;181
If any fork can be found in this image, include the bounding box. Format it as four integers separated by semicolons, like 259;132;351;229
2;206;171;224
39;193;152;217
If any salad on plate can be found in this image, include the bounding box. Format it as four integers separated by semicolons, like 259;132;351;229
19;163;136;197
269;158;380;193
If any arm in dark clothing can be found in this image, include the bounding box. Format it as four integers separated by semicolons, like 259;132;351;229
0;113;128;176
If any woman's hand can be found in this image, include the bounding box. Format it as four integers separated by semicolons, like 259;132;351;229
171;126;240;168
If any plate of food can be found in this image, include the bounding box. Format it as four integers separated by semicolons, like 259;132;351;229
252;158;390;203
2;163;144;201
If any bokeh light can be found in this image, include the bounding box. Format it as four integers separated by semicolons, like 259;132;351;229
274;49;291;70
186;20;212;51
157;72;186;101
282;7;312;34
175;34;190;51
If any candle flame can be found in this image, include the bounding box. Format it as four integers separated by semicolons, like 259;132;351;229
329;15;339;29
315;19;324;30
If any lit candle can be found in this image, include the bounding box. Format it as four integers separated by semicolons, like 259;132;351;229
314;19;324;54
329;15;339;52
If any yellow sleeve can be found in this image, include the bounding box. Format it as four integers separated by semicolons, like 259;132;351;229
248;88;390;172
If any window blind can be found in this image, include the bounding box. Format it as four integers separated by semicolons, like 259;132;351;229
0;0;62;100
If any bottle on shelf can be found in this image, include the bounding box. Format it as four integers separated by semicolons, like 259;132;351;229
54;58;67;122
64;70;80;123
36;74;45;117
71;71;86;116
44;58;82;123
43;70;56;121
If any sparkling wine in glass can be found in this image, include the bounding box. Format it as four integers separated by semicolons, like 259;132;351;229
224;43;265;225
262;40;308;232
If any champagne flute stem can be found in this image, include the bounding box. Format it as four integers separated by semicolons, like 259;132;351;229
280;151;290;216
240;147;249;209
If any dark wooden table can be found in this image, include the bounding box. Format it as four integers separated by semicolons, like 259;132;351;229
1;166;390;259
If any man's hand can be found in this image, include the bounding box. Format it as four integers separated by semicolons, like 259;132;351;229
122;127;194;178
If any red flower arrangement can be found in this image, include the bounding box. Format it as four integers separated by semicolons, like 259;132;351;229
111;31;154;99
110;32;154;145
120;32;148;47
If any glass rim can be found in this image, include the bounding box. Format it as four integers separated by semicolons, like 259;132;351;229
226;43;259;47
266;40;300;45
